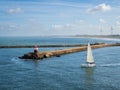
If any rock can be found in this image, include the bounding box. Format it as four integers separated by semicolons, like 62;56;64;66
45;52;53;58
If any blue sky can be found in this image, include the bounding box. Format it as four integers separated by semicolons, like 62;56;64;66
0;0;120;36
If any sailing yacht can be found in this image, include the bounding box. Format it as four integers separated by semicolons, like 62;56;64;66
81;43;96;68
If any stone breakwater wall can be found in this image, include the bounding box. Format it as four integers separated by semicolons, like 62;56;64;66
19;43;120;60
0;44;85;48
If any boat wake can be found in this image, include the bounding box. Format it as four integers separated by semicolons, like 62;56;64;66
99;63;120;67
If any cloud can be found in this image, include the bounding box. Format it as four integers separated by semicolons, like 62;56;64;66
52;24;71;30
8;24;18;29
52;20;84;30
0;22;20;31
87;3;111;13
99;18;106;23
52;25;62;30
116;16;120;19
116;21;120;25
7;8;23;14
76;20;84;23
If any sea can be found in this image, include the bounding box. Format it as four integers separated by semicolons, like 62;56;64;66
0;36;120;90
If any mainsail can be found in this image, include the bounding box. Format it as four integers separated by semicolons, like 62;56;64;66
87;43;94;63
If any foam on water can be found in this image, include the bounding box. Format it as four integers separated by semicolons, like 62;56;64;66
99;63;120;67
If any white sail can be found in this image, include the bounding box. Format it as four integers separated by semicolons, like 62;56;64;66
87;43;94;63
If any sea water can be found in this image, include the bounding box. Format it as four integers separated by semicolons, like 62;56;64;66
0;36;120;90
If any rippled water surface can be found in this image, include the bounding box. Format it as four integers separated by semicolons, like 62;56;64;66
0;37;120;90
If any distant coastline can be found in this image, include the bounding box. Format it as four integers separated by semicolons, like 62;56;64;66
0;35;120;40
69;35;120;39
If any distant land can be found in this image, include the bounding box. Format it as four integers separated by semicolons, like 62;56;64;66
69;35;120;39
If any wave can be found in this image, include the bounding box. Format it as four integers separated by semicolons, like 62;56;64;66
99;63;120;67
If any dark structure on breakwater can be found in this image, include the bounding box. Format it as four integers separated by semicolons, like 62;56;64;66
19;43;120;60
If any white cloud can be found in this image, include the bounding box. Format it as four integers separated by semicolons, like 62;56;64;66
29;18;36;22
7;23;21;30
52;20;84;30
116;16;120;19
0;22;21;31
99;18;107;23
87;3;111;13
9;24;18;29
76;20;84;23
52;25;63;30
52;24;74;30
116;21;120;25
7;8;23;14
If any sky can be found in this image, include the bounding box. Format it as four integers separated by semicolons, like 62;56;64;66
0;0;120;36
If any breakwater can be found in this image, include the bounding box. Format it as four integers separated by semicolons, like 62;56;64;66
0;44;86;48
19;43;120;60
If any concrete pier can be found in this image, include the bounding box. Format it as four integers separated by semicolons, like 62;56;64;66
19;43;120;60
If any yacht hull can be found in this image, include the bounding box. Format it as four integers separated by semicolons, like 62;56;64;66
81;63;96;68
